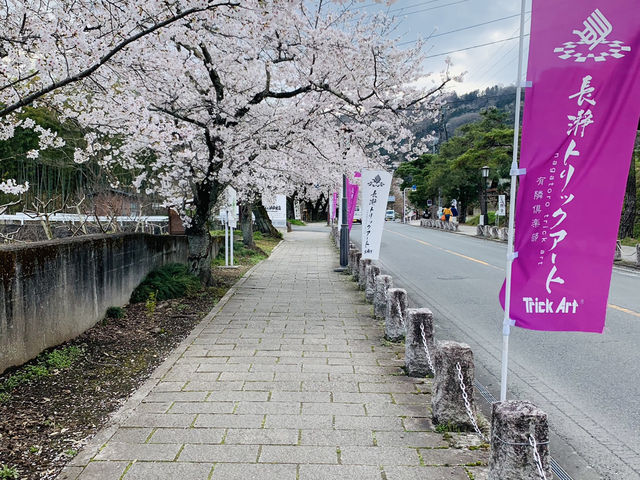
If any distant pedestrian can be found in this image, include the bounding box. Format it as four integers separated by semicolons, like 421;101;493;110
450;204;458;223
443;206;452;222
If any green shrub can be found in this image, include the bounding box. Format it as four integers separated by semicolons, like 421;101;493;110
0;346;82;402
289;219;306;226
0;465;19;480
105;306;125;319
46;346;82;370
253;231;263;240
130;263;201;303
465;212;500;226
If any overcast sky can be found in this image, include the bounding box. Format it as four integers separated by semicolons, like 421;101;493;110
354;0;533;94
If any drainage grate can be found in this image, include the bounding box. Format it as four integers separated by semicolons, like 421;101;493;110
473;380;575;480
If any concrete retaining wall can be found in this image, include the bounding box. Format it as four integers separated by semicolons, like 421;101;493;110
0;233;189;373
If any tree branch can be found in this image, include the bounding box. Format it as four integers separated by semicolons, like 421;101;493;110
0;1;239;118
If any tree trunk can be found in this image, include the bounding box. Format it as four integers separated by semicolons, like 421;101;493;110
310;194;327;221
184;178;221;286
253;202;282;238
619;153;636;239
187;231;214;286
240;203;255;248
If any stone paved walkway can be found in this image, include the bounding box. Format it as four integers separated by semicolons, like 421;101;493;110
59;229;488;480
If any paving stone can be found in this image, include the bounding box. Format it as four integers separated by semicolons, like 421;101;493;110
298;465;382;480
374;431;448;448
358;382;420;393
383;466;472;480
268;391;331;403
123;461;213;479
299;429;374;446
194;414;264;428
206;391;268;402
332;393;393;404
122;413;196;428
259;445;337;464
148;427;225;444
419;446;489;466
136;402;172;414
339;446;421;466
392;393;430;404
108;428;153;444
264;414;332;429
243;380;301;391
211;463;296;480
235;401;300;415
302;381;359;392
144;391;208;403
95;442;181;461
184;381;244;391
154;381;187;392
402;416;434;432
76;461;129;480
365;403;426;417
178;444;259;463
168;402;235;414
334;415;404;431
56;466;83;480
223;428;299;445
301;402;365;416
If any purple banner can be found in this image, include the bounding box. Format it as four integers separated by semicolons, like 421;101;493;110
347;178;359;232
501;1;640;332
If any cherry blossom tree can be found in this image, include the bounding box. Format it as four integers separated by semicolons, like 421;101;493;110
61;1;451;282
2;0;454;281
0;0;239;195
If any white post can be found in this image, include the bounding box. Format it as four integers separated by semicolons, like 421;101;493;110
230;220;234;266
501;0;528;402
403;189;406;224
224;213;229;267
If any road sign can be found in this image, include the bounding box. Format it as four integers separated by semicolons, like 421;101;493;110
411;185;417;191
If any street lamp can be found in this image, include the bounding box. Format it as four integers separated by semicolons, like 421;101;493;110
481;165;490;226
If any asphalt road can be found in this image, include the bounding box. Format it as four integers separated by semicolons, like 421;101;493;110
345;221;640;480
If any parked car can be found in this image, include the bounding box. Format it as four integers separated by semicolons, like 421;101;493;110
353;206;362;223
385;210;395;221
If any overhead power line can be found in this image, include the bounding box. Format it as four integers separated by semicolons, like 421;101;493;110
398;0;469;16
425;34;530;58
398;12;530;46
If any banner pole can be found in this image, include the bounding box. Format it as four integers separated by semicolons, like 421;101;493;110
501;0;527;403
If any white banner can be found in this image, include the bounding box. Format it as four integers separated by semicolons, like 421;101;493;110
294;201;301;220
263;194;287;228
497;195;506;217
361;170;392;260
226;186;237;228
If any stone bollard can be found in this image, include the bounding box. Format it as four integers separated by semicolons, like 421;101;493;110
365;264;380;303
489;401;552;480
615;240;622;261
347;248;357;274
352;252;362;282
404;308;435;377
432;341;476;430
499;227;509;241
490;226;499;239
636;244;640;267
476;225;484;236
374;275;393;319
385;288;407;342
359;259;372;290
